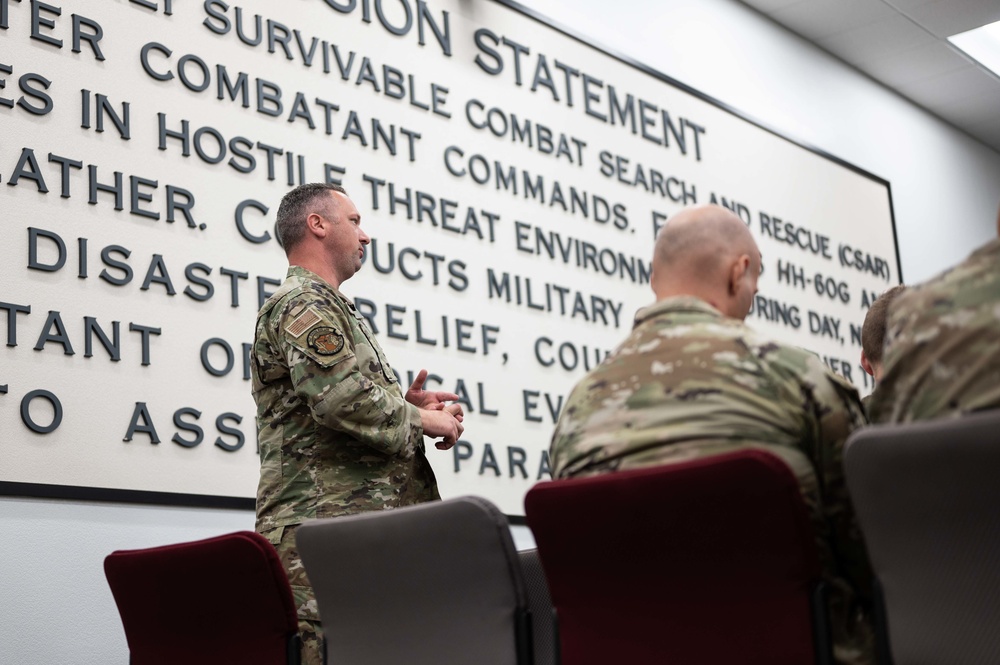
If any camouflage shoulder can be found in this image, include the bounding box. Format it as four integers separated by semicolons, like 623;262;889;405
743;329;820;375
802;352;867;427
276;292;356;369
748;334;866;421
883;282;926;336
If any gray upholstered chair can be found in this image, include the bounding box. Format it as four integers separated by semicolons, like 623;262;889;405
296;496;533;665
518;548;558;665
844;409;1000;665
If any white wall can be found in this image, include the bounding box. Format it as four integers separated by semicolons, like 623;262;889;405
0;497;254;663
2;1;998;663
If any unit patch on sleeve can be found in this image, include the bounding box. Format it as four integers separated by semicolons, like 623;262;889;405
307;326;345;356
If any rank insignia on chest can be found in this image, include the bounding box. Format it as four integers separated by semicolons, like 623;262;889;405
307;326;345;355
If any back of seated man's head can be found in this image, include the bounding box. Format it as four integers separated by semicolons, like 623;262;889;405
651;205;761;320
861;284;907;382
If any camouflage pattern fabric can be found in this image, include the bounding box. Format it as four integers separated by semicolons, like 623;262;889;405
860;391;879;420
550;296;873;665
262;525;322;665
869;237;1000;423
252;265;439;530
252;266;440;665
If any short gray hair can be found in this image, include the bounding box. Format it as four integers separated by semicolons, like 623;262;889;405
275;183;347;253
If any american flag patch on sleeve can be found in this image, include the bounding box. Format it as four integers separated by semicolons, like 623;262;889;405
285;307;322;337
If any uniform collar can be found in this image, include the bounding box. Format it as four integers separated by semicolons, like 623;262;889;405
287;265;352;306
633;296;725;328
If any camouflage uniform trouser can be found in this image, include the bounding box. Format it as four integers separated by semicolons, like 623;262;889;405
261;525;322;665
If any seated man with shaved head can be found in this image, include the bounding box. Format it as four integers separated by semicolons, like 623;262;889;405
550;204;873;665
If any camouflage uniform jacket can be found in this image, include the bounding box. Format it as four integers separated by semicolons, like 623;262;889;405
252;266;439;533
551;296;873;665
869;237;1000;423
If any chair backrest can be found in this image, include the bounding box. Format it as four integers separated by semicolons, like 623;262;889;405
844;409;1000;665
518;548;558;665
296;496;532;665
104;530;300;665
525;449;827;665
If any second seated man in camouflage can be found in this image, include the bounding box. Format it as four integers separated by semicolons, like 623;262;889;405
550;204;874;665
869;204;1000;423
251;183;465;665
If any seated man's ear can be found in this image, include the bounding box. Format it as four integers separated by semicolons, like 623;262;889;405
728;255;749;295
860;351;874;378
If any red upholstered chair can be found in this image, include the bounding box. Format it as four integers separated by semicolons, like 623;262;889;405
104;531;301;665
524;449;832;665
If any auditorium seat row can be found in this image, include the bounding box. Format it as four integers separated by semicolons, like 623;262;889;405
103;409;1000;665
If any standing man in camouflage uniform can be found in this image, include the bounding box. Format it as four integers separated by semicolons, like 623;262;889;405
859;285;906;414
869;206;1000;423
550;204;873;665
251;183;465;664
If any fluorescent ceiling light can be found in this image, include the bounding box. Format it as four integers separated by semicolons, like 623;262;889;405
948;20;1000;77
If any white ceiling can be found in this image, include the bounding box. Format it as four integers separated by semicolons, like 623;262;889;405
738;0;1000;153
